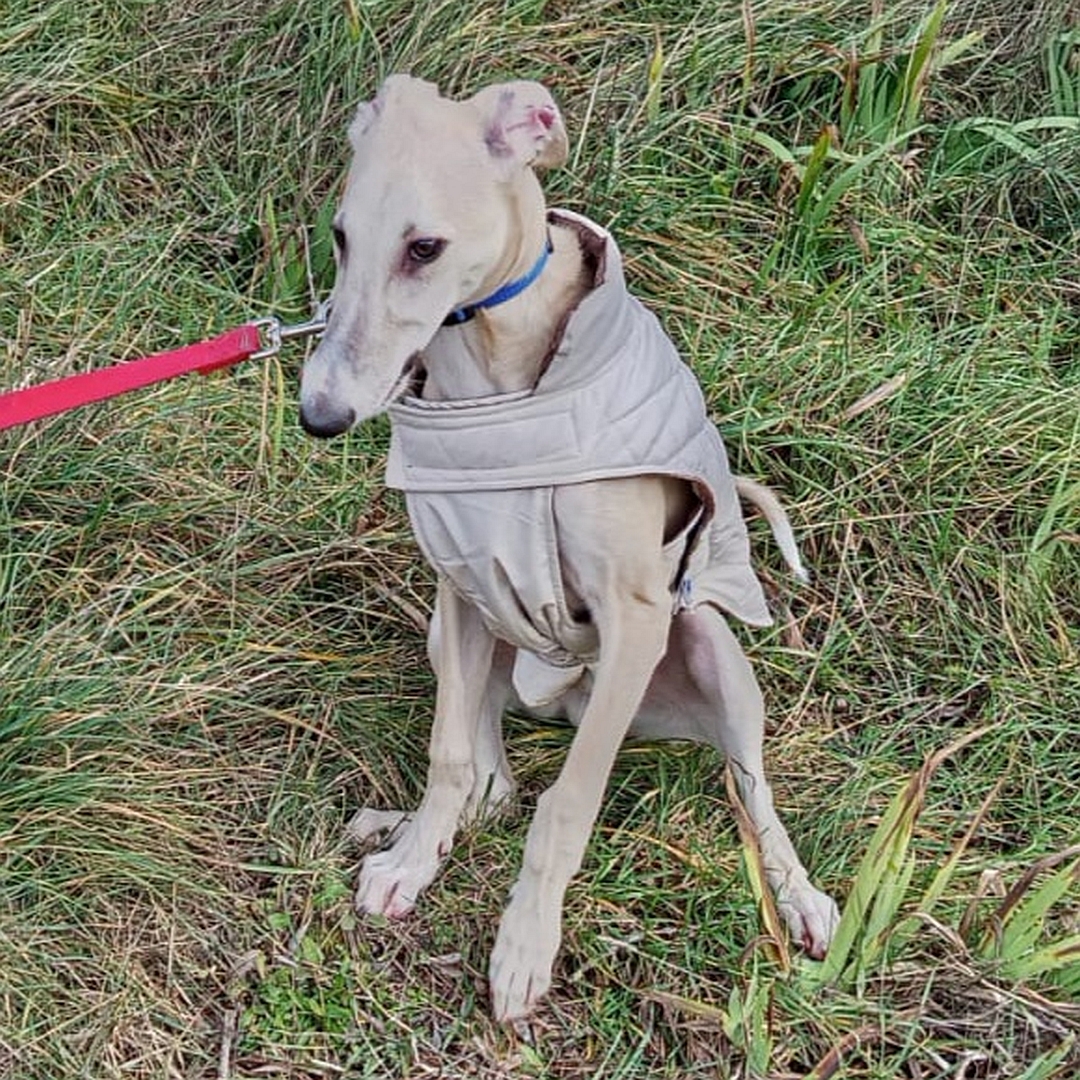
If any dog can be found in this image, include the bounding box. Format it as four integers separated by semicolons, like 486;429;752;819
298;74;839;1021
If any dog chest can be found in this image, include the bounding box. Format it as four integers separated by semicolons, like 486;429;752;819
385;210;772;689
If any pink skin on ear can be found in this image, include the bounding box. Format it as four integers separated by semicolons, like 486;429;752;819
504;106;556;137
480;89;563;165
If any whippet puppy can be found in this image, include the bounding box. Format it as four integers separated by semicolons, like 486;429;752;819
299;74;839;1021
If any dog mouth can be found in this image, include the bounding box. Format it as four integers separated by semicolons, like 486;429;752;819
383;353;424;406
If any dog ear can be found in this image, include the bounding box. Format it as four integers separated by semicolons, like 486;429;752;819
470;81;568;173
350;74;440;146
348;99;379;145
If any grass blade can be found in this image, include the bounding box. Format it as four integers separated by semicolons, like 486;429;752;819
982;849;1080;963
646;29;664;124
912;774;1006;924
802;727;992;990
998;935;1080;984
726;766;792;972
794;127;834;222
1012;1036;1078;1080
808;126;926;227
899;0;947;135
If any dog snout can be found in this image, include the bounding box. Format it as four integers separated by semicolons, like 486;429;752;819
299;395;356;438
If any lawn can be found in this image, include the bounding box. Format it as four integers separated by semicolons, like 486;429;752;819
1;0;1078;1076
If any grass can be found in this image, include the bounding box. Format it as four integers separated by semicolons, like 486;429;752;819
1;0;1078;1076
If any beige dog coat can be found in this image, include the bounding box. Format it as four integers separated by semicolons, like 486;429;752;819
386;210;770;706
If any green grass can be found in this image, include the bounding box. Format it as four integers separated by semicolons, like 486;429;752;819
2;0;1078;1076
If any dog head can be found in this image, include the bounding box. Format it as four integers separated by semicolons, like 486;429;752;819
298;74;567;437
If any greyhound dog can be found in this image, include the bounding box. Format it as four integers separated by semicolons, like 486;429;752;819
299;74;838;1021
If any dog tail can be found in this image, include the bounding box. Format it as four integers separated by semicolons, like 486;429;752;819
734;477;811;584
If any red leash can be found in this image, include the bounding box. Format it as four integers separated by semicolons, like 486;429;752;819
0;305;328;432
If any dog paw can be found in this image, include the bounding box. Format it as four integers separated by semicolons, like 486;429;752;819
488;894;562;1021
462;775;517;827
778;882;840;960
346;807;411;846
355;838;442;919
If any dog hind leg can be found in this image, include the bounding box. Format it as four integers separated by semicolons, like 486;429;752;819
463;639;516;822
632;606;839;957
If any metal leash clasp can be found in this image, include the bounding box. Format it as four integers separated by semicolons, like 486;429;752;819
251;297;332;360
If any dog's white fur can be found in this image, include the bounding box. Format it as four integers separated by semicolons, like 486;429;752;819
300;74;838;1021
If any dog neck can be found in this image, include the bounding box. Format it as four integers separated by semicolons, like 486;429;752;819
421;211;591;401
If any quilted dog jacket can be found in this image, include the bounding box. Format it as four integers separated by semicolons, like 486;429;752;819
386;210;770;706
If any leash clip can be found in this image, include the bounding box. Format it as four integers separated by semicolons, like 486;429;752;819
251;298;332;360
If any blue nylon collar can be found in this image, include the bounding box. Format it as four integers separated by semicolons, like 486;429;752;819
443;236;553;326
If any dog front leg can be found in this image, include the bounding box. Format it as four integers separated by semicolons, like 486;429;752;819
356;578;495;918
488;593;670;1021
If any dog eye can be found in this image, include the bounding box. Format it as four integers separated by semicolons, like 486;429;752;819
407;237;446;265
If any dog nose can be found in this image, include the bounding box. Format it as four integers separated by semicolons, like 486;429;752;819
299;398;356;438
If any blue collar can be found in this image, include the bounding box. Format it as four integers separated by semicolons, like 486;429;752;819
444;236;553;326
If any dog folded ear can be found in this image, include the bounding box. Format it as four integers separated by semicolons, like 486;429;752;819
470;81;568;173
351;74;440;146
348;98;379;146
